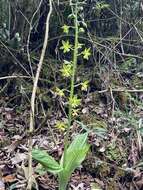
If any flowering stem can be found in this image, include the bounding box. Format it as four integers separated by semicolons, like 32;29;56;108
63;1;79;168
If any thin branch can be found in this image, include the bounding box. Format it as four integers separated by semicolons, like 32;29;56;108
27;0;53;189
27;0;43;79
0;75;51;84
98;88;143;93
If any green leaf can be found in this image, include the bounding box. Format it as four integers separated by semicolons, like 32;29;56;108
76;121;107;138
65;142;89;172
59;133;90;188
32;149;62;175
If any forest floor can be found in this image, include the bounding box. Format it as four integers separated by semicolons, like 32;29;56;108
0;77;143;190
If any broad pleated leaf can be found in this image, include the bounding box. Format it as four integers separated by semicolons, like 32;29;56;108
32;149;62;175
59;133;90;189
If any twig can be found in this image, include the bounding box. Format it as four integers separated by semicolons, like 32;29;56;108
27;0;53;189
137;118;142;152
27;0;43;78
109;86;115;118
0;75;52;84
98;88;143;93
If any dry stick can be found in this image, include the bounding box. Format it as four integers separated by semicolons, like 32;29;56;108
27;0;43;78
119;0;124;54
27;0;53;189
0;75;31;80
134;26;143;42
141;2;143;12
137;118;142;152
98;88;143;93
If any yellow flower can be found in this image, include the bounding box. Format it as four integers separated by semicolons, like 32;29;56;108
79;27;85;33
55;121;67;131
60;62;72;78
61;25;70;34
69;95;81;108
81;80;89;91
55;87;65;97
81;48;91;60
60;40;72;53
72;108;80;117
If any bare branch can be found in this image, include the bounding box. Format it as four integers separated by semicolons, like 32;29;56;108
27;0;53;189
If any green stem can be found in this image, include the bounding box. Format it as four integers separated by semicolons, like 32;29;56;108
63;1;79;170
59;175;68;190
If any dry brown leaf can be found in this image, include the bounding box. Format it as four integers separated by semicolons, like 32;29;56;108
2;174;16;183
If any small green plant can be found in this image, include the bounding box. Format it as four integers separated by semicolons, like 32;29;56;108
32;1;91;190
32;133;89;190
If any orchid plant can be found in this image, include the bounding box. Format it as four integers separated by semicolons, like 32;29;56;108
32;1;91;190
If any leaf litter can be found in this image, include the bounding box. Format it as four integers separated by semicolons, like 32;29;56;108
0;91;143;190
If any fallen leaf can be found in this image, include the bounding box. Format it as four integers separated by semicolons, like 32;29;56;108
70;183;84;190
2;174;16;183
11;153;27;165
